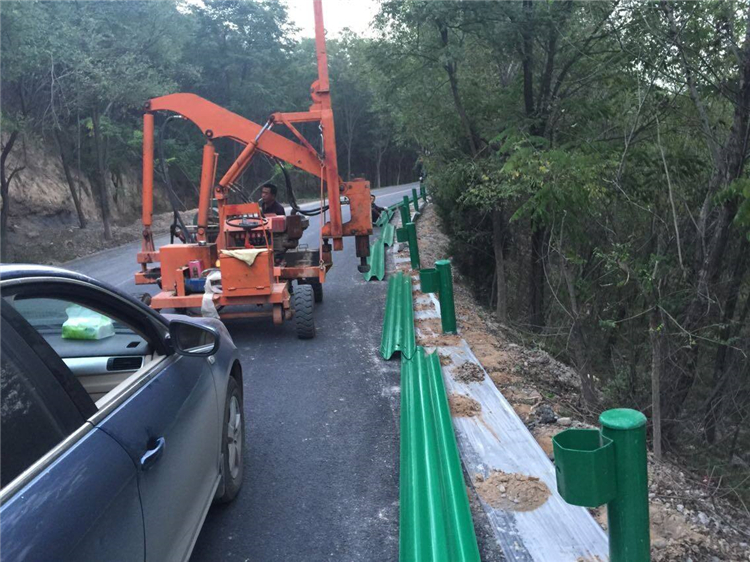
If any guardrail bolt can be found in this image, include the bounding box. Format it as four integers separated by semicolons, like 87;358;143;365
600;409;651;562
406;222;421;270
435;259;457;333
401;195;411;224
411;187;420;213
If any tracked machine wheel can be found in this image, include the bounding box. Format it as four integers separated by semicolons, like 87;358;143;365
292;284;316;339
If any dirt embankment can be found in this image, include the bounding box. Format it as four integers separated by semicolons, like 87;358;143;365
3;136;173;264
415;204;750;562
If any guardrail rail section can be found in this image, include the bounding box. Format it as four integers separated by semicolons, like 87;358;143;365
380;272;416;359
401;347;481;562
364;236;386;281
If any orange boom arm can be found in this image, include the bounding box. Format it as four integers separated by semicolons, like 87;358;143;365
137;0;372;281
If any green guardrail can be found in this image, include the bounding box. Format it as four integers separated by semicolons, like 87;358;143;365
375;208;393;228
364;211;396;281
401;347;481;562
553;408;651;562
382;223;395;247
364;237;386;281
406;222;421;270
380;272;415;359
400;199;411;225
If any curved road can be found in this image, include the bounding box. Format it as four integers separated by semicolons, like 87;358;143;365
65;183;418;562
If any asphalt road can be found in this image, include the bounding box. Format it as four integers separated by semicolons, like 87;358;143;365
65;182;419;562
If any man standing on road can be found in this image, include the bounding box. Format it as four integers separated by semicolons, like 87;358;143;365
371;194;385;222
259;183;286;216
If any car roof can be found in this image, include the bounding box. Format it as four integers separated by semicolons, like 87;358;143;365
0;264;162;322
0;263;99;285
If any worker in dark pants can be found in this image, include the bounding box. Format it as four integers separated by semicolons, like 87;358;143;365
371;194;385;222
260;183;286;216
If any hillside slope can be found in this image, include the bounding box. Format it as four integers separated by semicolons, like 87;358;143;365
3;135;171;264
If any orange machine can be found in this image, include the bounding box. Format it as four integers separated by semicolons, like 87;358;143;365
135;0;372;338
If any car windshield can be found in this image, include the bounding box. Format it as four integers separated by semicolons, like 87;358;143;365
9;298;136;335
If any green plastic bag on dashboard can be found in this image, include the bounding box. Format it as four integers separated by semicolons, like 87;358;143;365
61;305;115;340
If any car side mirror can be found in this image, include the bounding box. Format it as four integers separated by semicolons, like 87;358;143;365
169;320;220;357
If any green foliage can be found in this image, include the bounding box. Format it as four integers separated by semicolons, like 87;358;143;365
372;0;750;493
0;0;417;212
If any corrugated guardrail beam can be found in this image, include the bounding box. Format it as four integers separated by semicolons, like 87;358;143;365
375;208;393;227
382;223;395;247
363;237;385;281
401;347;480;562
380;272;416;359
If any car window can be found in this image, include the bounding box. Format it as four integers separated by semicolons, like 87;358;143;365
8;297;151;358
1;330;82;488
12;297;138;337
5;295;160;408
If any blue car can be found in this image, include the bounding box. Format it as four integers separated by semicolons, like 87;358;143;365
0;265;245;561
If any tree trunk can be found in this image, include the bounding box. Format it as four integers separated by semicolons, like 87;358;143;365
91;107;112;240
559;239;598;406
437;21;480;157
703;237;749;444
346;127;354;180
528;226;547;331
375;148;383;189
650;308;664;461
661;2;750;434
1;131;21;261
492;209;508;323
53;127;86;229
521;0;535;121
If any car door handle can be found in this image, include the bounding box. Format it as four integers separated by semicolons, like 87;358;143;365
140;437;165;471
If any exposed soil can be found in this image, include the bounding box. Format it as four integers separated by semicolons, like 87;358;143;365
439;354;453;367
414;316;463;347
6;209;181;265
415;203;750;561
449;393;482;417
474;470;551;512
415;316;442;335
453;362;485;384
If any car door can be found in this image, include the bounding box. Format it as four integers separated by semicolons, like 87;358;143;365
4;279;222;562
96;350;221;562
0;303;145;562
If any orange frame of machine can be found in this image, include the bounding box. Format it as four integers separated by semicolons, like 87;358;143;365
135;0;373;322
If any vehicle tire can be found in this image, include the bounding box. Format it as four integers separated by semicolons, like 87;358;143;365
311;281;323;303
292;284;315;339
215;377;244;504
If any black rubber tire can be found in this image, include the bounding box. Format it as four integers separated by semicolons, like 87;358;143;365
311;281;323;303
215;376;244;504
292;284;316;339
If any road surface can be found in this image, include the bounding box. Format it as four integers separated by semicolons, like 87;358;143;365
65;183;418;562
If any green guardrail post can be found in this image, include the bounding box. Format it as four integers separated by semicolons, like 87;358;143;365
411;187;420;213
403;195;411;218
553;408;650;562
419;268;439;293
406;222;421;270
420;182;427;202
435;259;456;333
401;196;411;224
601;409;650;562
